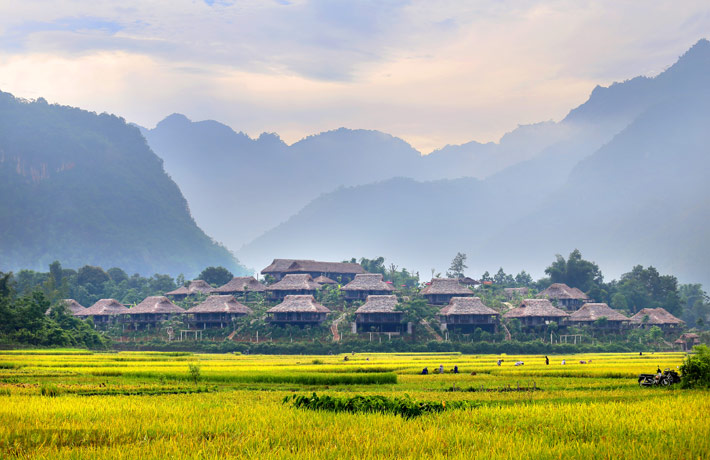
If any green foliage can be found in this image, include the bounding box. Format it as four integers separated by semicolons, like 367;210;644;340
613;265;682;315
198;266;233;286
188;363;201;384
447;252;468;279
284;392;479;419
545;249;603;293
351;257;419;288
679;344;710;389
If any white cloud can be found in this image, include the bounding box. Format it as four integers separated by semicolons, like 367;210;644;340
0;1;708;151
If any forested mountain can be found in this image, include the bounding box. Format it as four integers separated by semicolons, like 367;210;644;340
237;40;710;284
0;92;247;277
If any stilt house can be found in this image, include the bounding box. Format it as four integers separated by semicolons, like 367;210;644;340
503;299;569;328
341;274;395;300
438;297;499;333
267;295;330;326
127;296;185;329
75;299;129;327
187;295;252;329
354;295;405;333
266;274;321;300
567;303;629;329
536;283;589;310
261;259;366;283
420;278;474;305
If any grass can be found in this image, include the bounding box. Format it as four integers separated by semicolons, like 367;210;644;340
0;351;707;459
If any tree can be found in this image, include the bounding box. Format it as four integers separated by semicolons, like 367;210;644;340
447;253;468;279
544;249;603;292
198;266;233;286
615;265;681;315
77;265;110;287
679;344;710;389
514;271;533;287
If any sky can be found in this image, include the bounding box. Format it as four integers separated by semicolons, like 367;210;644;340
0;1;708;152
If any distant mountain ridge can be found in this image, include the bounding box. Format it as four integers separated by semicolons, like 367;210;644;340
235;39;710;284
0;92;247;277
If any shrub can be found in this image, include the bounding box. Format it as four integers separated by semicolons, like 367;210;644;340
188;363;201;384
680;344;710;389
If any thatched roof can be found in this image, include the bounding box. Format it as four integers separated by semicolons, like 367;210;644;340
503;287;529;299
459;277;481;286
421;278;473;295
187;295;253;314
128;296;184;315
76;299;130;316
503;299;569;319
355;295;400;313
266;274;321;291
313;275;337;285
568;303;629;323
165;280;214;296
267;295;331;313
46;299;86;316
341;274;394;292
213;276;266;294
629;308;684;325
439;297;499;316
261;259;366;275
537;283;589;300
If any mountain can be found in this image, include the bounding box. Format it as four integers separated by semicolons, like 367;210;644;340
0;92;247;277
237;39;710;284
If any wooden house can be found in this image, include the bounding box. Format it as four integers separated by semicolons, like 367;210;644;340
567;303;629;329
354;295;405;333
261;259;366;282
127;296;185;329
267;295;330;326
420;278;474;305
503;299;569;328
438;297;499;333
75;299;129;327
675;333;701;351
341;274;395;300
313;275;338;286
212;276;266;300
629;308;684;330
45;299;86;316
165;280;214;300
536;283;589;310
187;295;253;329
265;274;321;300
503;287;529;300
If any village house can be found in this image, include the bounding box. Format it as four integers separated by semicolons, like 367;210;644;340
438;297;499;333
127;296;185;329
503;299;569;329
503;287;529;300
675;332;701;351
353;295;406;333
75;298;130;327
265;274;321;300
165;280;214;300
420;278;474;305
267;295;330;326
341;273;395;300
313;275;338;286
629;308;684;330
46;299;86;316
212;276;266;300
187;295;253;329
536;283;589;310
261;259;367;283
567;303;630;329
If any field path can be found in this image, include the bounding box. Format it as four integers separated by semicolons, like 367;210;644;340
502;323;512;341
331;312;347;341
420;319;443;342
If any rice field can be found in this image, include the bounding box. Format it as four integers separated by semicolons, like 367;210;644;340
0;350;708;459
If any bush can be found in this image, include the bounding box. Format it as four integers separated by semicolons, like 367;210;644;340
680;344;710;389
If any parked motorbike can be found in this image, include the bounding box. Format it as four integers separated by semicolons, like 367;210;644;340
638;368;681;387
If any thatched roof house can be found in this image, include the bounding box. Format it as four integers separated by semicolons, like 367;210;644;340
127;296;184;328
567;303;629;328
261;259;367;282
212;276;267;297
438;297;499;332
341;274;395;300
458;277;481;286
76;299;129;325
420;278;474;304
353;295;405;333
675;332;701;351
46;299;86;316
629;308;684;329
503;287;529;299
266;274;321;300
313;275;337;285
537;283;589;309
187;295;252;329
267;295;330;325
503;299;569;327
165;280;214;299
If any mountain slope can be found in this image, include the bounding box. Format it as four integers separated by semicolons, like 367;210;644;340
0;92;246;277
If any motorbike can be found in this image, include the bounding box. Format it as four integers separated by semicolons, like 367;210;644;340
638;369;681;387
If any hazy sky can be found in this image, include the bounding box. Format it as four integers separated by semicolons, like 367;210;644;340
0;1;708;152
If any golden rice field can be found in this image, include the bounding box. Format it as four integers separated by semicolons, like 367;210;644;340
1;350;708;459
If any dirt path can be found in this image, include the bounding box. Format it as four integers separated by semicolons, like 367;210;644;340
420;319;443;342
331;312;347;341
502;323;512;341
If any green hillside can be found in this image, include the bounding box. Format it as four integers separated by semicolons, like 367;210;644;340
0;91;246;277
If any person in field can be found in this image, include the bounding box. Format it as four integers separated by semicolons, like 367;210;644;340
439;364;444;374
453;365;459;374
562;359;566;365
421;367;428;375
514;361;524;366
497;359;502;366
545;356;549;365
